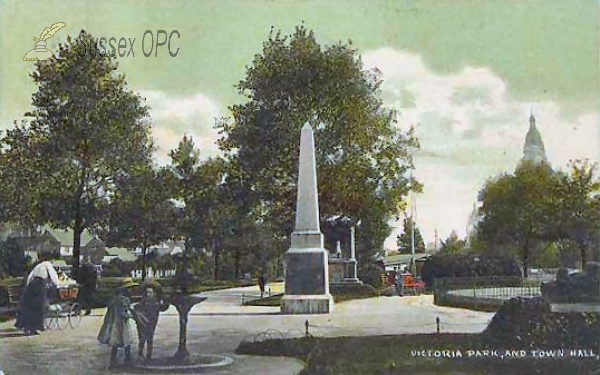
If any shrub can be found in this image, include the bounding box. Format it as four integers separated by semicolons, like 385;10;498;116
102;258;136;277
482;296;600;349
421;254;521;287
0;239;30;277
330;283;377;302
358;262;384;289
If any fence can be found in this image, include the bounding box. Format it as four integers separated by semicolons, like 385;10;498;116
434;276;543;312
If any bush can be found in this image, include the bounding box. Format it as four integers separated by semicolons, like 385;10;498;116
0;239;30;277
421;254;521;287
330;283;377;302
358;262;384;289
102;258;136;277
482;296;600;349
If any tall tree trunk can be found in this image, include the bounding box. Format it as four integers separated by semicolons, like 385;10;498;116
522;244;529;278
234;247;240;280
579;242;587;269
141;246;147;281
73;224;83;277
213;239;220;280
72;166;87;276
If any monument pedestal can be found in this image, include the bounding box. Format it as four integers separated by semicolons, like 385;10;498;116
281;294;333;314
281;247;333;314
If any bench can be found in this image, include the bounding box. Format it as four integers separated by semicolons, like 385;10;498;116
0;286;22;317
7;285;24;307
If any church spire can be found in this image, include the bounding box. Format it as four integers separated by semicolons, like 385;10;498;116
523;111;547;164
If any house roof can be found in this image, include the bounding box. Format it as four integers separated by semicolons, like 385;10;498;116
105;247;137;262
384;253;431;266
46;227;95;247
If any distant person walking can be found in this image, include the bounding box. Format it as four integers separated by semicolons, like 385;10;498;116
76;259;98;315
258;274;267;299
395;271;404;297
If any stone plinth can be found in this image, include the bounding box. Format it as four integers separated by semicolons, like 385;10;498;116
281;248;333;314
329;257;346;285
344;258;362;284
280;294;333;314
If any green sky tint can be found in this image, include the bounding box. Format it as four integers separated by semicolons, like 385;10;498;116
1;0;598;124
1;0;598;243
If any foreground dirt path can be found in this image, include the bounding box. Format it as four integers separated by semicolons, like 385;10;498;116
0;285;493;375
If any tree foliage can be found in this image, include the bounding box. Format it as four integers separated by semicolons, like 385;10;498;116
475;160;600;275
439;230;467;255
396;216;426;254
476;162;558;277
553;160;600;265
217;25;419;265
101;166;177;280
0;239;30;277
0;30;153;274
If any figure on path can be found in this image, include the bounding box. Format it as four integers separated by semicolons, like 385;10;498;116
132;281;169;361
98;278;138;368
395;270;404;297
258;274;267;299
16;260;60;335
76;258;98;315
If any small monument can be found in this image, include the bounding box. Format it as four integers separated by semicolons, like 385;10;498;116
281;122;334;314
343;226;362;284
329;241;346;285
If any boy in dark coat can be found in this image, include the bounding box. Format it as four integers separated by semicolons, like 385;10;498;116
132;281;169;361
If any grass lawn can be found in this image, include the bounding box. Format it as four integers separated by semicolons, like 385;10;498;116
236;334;598;375
244;284;378;306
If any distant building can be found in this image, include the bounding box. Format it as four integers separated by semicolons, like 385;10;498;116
522;112;548;165
466;112;548;242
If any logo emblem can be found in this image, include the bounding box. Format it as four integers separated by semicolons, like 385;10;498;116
23;22;66;61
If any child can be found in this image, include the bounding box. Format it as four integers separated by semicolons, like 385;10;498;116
132;281;169;361
97;277;138;367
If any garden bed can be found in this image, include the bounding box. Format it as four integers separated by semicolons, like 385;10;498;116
237;333;598;375
243;284;378;306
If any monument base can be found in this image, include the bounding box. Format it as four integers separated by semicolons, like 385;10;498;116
280;294;334;314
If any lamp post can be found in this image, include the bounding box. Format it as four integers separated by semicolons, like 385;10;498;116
410;189;416;276
406;144;417;277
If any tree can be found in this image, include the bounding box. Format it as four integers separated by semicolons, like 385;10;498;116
396;216;425;254
217;25;419;267
0;30;153;275
439;230;466;254
168;135;236;279
476;162;559;277
553;160;600;267
101;166;177;280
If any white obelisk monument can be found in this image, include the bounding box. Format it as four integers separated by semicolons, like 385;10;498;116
281;122;334;314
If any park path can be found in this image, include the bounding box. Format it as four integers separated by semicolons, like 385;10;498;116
0;284;493;375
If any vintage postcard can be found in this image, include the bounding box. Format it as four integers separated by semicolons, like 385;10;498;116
0;1;599;374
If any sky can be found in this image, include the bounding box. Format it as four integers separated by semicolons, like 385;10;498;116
1;0;599;251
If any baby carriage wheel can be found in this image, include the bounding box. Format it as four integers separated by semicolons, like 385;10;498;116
68;302;82;328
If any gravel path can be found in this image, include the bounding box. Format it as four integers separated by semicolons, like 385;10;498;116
0;284;493;375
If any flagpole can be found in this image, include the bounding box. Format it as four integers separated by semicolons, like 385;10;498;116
410;167;416;276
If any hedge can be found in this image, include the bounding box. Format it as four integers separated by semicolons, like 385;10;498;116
421;254;521;288
482;296;600;349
